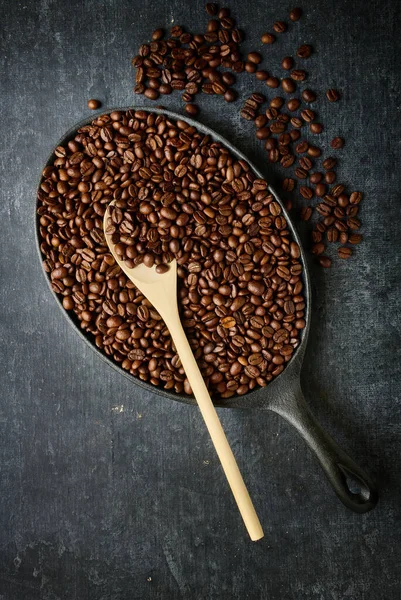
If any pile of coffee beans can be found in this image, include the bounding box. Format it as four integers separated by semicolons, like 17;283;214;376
131;4;363;268
37;110;306;399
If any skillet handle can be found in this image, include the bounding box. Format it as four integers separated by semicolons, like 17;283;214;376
270;384;378;513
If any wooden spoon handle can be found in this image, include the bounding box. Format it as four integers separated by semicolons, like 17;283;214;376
164;311;264;541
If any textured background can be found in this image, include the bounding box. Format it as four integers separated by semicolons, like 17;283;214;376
1;0;401;598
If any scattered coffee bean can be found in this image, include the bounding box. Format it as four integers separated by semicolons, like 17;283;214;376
245;61;258;73
248;52;262;64
282;177;296;191
273;21;287;33
282;78;296;93
325;171;336;184
331;136;345;149
301;109;315;122
151;28;164;41
185;103;199;116
307;145;321;157
206;3;218;16
338;246;352;259
322;157;337;170
312;243;325;255
300;186;313;199
256;70;269;81
144;88;160;100
326;227;339;242
301;206;313;221
295;141;309;153
326;88;340;102
290;69;307;81
349;233;362;244
261;32;276;44
302;89;317;102
87;99;101;110
297;44;312;58
289;7;303;21
266;76;280;88
224;89;238;102
318;256;332;268
350;191;362;204
310;123;323;134
282;57;294;70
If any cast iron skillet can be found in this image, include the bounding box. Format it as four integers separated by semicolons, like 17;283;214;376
36;107;378;513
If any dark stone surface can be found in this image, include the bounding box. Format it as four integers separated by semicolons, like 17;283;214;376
1;0;400;598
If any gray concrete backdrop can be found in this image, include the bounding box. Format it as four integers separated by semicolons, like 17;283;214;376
0;0;400;598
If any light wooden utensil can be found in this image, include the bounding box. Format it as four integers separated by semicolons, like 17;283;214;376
103;203;264;541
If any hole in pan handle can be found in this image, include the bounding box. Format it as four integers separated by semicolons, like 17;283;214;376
269;384;378;513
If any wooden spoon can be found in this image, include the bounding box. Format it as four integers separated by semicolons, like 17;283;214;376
103;202;264;541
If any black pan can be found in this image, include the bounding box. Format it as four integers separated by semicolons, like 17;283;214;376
36;107;378;513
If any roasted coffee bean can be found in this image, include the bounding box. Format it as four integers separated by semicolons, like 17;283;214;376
282;177;296;191
287;98;301;111
302;89;316;102
326;227;339;242
270;96;284;108
245;61;258;73
261;32;276;44
312;243;325;255
347;217;361;230
309;172;322;184
38;110;305;400
289;7;302;21
281;154;295;168
266;76;280;88
289;129;301;141
256;127;271;140
326;88;340;102
282;78;296;93
248;52;262;64
87;99;101;110
331;136;345;149
255;114;268;128
299;156;313;170
290;117;303;128
224;89;238;102
301;109;315;122
295;167;308;179
282;57;294;70
307;145;321;157
338;246;352;259
256;70;269;81
273;21;287;33
297;44;312;58
206;2;218;15
323;157;337;170
325;171;336;184
300;206;313;221
318;256;332;268
315;183;326;197
310;123;323;134
300;186;313;199
350;191;363;205
185;103;199;116
349;233;362;244
291;69;307;81
331;184;345;197
144;88;160;100
337;194;349;207
152;28;164;41
240;107;256;120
